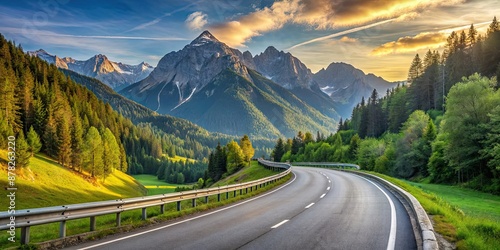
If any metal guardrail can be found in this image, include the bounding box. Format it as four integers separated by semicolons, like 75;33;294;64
257;158;292;170
0;160;290;245
291;162;360;170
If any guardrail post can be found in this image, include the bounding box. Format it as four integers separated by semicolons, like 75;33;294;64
240;189;243;195
116;212;121;227
192;198;196;208
245;187;248;193
21;226;30;244
90;216;96;231
205;196;209;203
177;201;181;211
226;192;229;200
233;190;237;197
217;193;221;202
59;221;66;238
142;208;147;220
160;204;165;214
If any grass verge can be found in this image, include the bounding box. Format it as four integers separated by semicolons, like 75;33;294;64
367;171;500;250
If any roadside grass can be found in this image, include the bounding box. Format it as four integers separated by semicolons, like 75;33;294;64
404;181;500;222
2;159;289;249
214;161;277;186
131;174;191;195
0;150;145;210
367;172;500;250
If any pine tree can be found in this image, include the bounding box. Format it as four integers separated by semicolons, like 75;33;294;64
468;24;478;46
57;118;72;168
102;128;120;181
43;113;59;158
487;16;500;36
16;130;31;168
408;54;423;83
26;126;42;156
83;126;103;177
119;144;128;173
71;115;84;171
272;138;285;162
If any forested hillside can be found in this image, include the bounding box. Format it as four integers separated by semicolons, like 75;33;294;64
0;34;206;184
271;18;500;194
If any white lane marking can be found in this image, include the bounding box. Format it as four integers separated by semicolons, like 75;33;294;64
320;193;326;199
79;173;298;249
271;219;289;228
327;187;330;191
305;203;315;209
357;176;397;250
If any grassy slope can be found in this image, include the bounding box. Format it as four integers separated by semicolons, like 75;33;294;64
132;174;191;195
405;181;500;221
368;172;500;250
0;150;146;210
214;160;277;186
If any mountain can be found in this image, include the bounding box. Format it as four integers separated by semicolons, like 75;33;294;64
313;62;398;117
121;31;338;138
250;46;315;89
28;49;153;90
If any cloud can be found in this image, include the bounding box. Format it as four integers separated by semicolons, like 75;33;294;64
210;0;298;47
370;32;447;56
1;27;188;41
370;21;491;56
185;12;208;30
208;0;465;47
287;18;395;50
338;36;358;43
126;0;202;32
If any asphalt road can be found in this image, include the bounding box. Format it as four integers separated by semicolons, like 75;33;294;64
67;167;417;250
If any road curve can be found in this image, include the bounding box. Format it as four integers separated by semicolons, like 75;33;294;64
67;167;416;250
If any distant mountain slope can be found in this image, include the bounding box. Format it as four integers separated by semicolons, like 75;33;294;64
62;69;276;157
121;31;338;138
29;49;153;90
313;62;398;117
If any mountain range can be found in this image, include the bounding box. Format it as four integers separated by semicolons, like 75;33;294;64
32;30;397;138
28;49;154;90
314;62;401;117
120;31;341;138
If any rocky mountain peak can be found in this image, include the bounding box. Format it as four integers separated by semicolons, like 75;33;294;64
252;46;314;89
190;30;220;46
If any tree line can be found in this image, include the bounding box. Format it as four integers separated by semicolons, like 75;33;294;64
0;34;204;183
271;17;500;194
203;135;255;187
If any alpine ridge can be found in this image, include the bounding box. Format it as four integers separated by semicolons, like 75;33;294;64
121;31;339;138
28;49;154;90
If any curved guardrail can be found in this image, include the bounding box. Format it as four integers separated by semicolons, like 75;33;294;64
292;162;360;169
0;160;291;245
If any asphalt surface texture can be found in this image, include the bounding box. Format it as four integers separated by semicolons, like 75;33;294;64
67;167;417;250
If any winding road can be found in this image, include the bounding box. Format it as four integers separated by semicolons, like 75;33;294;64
67;167;417;250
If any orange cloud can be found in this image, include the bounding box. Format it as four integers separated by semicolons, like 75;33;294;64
209;0;465;47
370;32;448;56
338;36;358;43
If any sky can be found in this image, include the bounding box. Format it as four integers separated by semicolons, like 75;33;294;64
0;0;499;81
